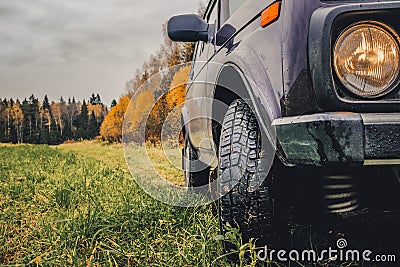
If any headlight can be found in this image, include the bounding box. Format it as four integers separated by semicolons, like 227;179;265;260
334;22;400;98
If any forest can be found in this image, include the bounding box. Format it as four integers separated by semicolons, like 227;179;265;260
0;94;108;145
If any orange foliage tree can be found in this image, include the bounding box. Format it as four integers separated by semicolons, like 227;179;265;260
146;65;189;144
100;66;190;144
123;90;155;143
166;65;190;109
100;96;130;142
11;101;24;143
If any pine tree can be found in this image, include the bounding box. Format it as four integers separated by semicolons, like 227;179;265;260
88;111;98;139
68;97;78;140
89;93;96;105
31;95;40;143
100;96;131;143
96;94;102;105
111;99;117;108
0;99;11;142
76;100;89;139
43;95;50;110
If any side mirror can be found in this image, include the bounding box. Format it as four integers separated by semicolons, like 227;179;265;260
215;24;236;46
167;14;210;42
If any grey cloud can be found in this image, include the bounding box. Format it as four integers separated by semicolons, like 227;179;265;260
0;0;202;104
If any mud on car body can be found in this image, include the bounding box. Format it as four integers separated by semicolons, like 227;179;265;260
168;0;400;252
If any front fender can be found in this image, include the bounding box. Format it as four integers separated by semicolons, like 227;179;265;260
213;45;282;148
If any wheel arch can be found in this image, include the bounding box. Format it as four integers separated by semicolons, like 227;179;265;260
212;62;280;152
212;64;249;150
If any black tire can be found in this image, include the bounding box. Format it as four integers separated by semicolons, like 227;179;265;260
218;99;275;253
183;138;210;189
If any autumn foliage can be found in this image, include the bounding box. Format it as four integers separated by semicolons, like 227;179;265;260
145;66;189;144
100;65;190;144
100;95;130;143
99;15;198;143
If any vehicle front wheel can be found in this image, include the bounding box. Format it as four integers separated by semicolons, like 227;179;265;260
218;99;276;254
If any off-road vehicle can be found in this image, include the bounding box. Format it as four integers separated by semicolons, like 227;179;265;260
168;0;400;252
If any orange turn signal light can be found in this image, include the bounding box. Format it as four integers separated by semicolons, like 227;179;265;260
260;2;281;28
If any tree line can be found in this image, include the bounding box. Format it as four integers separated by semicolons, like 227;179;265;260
0;94;108;145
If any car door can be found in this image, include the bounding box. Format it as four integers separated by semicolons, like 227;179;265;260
183;0;219;167
208;0;283;149
206;0;250;84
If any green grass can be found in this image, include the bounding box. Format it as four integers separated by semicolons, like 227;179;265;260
55;141;184;186
0;143;232;266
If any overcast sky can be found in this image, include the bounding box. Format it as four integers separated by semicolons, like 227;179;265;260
0;0;202;106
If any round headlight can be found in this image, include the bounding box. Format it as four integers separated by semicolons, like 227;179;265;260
334;22;400;98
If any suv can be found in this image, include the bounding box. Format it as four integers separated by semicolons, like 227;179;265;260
168;0;400;251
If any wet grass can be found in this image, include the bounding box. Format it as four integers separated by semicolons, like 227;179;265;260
0;143;226;266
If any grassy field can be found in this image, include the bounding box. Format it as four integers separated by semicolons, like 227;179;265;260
0;142;236;266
